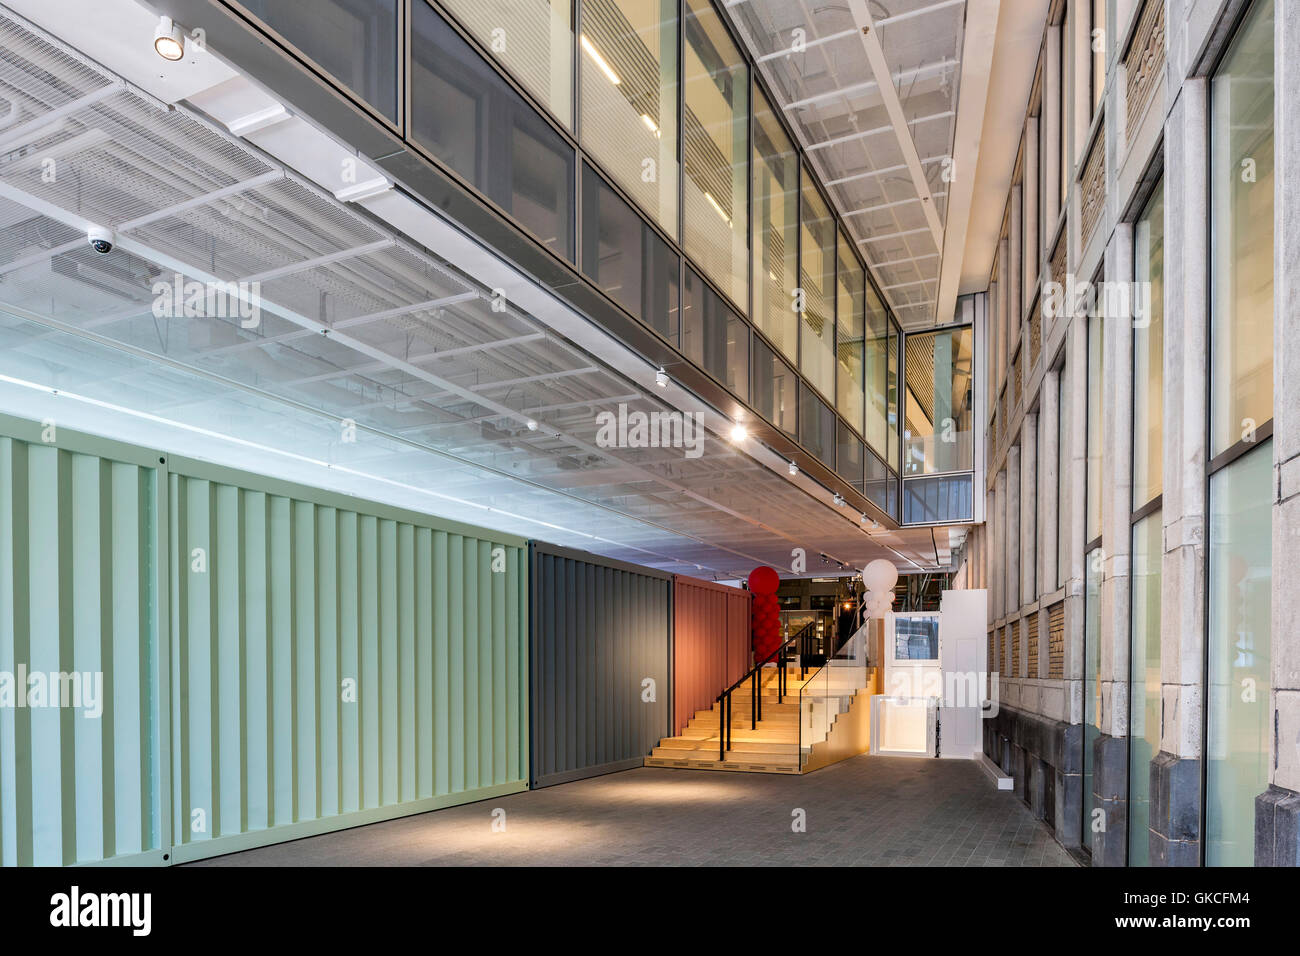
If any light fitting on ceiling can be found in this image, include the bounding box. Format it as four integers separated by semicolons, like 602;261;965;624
729;424;748;442
655;368;668;388
833;493;845;507
525;419;538;431
787;461;798;477
860;513;869;525
153;16;185;61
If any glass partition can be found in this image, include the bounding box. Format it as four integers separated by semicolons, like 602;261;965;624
902;326;974;475
439;0;573;126
752;337;797;436
1210;0;1274;457
799;171;836;400
581;163;679;341
799;383;834;465
752;87;799;363
683;0;748;306
242;0;399;122
579;0;679;237
683;268;748;399
836;231;866;437
412;4;575;260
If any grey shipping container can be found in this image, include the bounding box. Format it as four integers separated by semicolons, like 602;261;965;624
528;542;672;787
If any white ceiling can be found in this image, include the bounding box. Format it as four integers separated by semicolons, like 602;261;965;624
0;0;959;579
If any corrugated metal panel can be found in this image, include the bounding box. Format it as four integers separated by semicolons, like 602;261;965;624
167;460;529;862
529;543;671;787
0;430;163;866
671;576;751;734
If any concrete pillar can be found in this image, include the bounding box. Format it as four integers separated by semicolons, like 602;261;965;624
993;469;1007;623
1154;78;1208;867
1257;0;1300;867
1006;445;1021;623
1092;224;1134;867
1010;182;1024;330
1021;413;1038;607
1039;368;1060;596
1045;25;1063;229
1024;115;1040;292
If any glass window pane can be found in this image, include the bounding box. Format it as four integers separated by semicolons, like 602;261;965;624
836;232;866;437
439;0;574;127
752;337;796;436
1127;508;1162;866
1057;366;1068;587
683;0;747;306
799;383;834;465
581;164;679;340
902;474;974;524
864;285;889;458
836;421;863;487
1085;311;1103;542
752;87;799;364
799;172;836;399
579;0;679;237
1206;442;1272;866
903;327;974;475
412;4;575;260
242;0;398;121
1210;0;1274;457
887;322;900;471
1060;2;1070;208
1132;179;1164;509
865;451;892;516
1082;545;1102;854
683;269;748;398
1091;0;1105;116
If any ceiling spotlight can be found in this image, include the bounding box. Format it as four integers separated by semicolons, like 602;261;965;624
860;513;869;525
154;16;185;61
787;461;798;477
526;419;538;431
871;519;881;531
833;493;845;507
655;368;669;388
730;424;748;442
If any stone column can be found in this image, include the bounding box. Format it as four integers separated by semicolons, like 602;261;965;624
1154;76;1208;868
1006;445;1021;626
1021;413;1038;611
1257;0;1300;867
1040;368;1060;596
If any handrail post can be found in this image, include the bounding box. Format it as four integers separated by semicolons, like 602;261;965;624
726;694;732;754
757;666;763;722
719;693;725;762
751;671;756;729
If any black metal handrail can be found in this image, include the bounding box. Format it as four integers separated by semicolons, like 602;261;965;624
715;621;818;762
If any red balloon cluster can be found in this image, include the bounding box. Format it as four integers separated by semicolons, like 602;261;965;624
747;566;782;662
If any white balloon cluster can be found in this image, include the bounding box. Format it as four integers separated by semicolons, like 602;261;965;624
861;559;899;620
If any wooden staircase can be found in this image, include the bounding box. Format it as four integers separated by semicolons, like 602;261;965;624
644;666;814;774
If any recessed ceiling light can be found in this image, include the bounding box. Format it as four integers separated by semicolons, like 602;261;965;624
655;368;668;388
526;419;538;431
154;16;185;61
730;424;748;442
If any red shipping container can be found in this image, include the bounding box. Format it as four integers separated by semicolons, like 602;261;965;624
672;576;752;734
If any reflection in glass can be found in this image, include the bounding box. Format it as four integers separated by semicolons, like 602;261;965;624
902;474;973;524
581;164;679;340
1206;443;1272;866
440;0;573;126
579;0;679;236
800;383;834;465
800;173;836;399
836;232;865;437
682;269;748;399
683;0;747;306
752;88;799;363
1127;510;1161;865
412;4;574;259
242;0;398;121
1210;0;1273;458
752;337;796;436
836;421;863;488
1132;180;1163;509
1082;545;1102;854
903;327;974;475
895;616;939;660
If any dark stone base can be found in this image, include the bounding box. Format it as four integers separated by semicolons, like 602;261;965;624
984;703;1082;848
1150;751;1200;866
1090;733;1128;866
1255;785;1300;866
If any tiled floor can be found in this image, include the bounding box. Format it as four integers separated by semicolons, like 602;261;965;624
189;755;1076;866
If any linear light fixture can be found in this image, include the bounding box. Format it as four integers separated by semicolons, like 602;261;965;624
704;192;731;224
640;114;661;137
580;34;620;85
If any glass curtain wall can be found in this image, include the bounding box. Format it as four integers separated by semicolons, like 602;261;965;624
865;284;890;459
579;0;679;236
683;0;748;306
1206;0;1274;868
903;327;974;475
440;0;574;126
887;322;901;471
683;268;749;398
800;172;837;400
752;87;800;363
836;232;865;437
752;337;797;436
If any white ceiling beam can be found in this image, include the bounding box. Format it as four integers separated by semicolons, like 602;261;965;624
847;0;946;260
824;155;947;187
783;60;959;112
934;0;1002;327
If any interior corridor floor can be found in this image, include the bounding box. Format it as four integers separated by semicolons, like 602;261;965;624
187;755;1077;866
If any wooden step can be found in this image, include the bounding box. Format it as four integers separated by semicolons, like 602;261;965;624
643;752;801;774
654;737;798;756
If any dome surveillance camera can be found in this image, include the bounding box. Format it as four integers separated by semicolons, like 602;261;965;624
87;226;115;255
